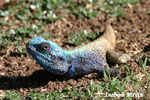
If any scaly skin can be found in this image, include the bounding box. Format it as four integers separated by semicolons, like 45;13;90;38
26;25;130;78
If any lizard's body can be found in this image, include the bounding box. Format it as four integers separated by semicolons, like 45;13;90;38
26;25;130;78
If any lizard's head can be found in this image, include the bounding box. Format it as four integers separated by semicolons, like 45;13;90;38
26;36;70;75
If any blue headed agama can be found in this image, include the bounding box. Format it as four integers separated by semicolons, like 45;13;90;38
26;25;130;78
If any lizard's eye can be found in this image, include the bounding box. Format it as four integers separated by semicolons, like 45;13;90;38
40;42;50;51
57;56;63;61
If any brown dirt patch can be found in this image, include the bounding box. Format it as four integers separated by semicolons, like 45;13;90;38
0;0;150;97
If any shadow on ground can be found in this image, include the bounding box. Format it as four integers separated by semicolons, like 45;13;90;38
0;69;107;90
0;70;67;90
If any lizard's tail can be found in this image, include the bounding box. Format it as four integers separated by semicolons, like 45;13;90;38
100;25;116;49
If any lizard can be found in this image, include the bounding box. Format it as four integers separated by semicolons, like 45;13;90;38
26;25;131;78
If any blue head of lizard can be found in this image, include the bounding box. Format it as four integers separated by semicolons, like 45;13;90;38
26;36;70;75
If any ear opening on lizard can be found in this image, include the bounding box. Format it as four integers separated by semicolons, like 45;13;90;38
57;56;63;61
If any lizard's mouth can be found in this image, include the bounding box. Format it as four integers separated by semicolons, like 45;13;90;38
26;43;49;63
